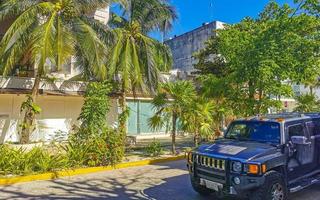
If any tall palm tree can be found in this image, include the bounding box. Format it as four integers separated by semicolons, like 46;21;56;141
109;21;172;139
149;81;196;154
107;0;176;139
0;0;111;143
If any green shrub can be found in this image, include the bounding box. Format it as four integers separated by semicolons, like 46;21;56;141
0;145;68;176
78;81;112;139
67;81;125;168
0;82;125;176
65;127;124;168
145;139;163;157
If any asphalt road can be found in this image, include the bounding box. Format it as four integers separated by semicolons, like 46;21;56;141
0;160;319;200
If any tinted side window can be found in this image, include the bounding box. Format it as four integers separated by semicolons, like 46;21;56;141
288;124;304;137
306;122;314;137
313;119;320;136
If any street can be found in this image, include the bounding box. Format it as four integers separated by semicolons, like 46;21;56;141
0;160;319;200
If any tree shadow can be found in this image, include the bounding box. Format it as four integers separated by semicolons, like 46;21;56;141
0;160;318;200
0;161;190;200
0;175;148;199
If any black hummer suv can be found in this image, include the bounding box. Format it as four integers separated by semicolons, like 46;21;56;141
187;113;320;200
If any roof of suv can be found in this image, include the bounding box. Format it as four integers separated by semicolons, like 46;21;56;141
237;113;320;123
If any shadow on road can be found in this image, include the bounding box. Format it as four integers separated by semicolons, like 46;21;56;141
0;160;319;200
141;173;210;200
0;177;148;199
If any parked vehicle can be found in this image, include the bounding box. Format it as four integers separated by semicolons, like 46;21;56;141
187;113;320;200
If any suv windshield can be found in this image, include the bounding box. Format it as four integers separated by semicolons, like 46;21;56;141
225;121;281;144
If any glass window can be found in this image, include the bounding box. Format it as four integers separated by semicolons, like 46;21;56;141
127;101;167;135
225;121;281;143
313;119;320;136
306;122;314;137
288;124;304;137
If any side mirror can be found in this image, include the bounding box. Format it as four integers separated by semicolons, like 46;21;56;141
291;136;310;145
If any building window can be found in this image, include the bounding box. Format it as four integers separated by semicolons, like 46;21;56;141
127;100;167;135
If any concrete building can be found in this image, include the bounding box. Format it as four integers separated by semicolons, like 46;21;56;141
165;21;225;73
164;20;320;113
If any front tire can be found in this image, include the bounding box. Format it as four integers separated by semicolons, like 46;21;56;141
250;171;288;200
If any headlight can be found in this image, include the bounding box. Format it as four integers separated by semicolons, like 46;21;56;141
232;161;242;172
244;164;266;174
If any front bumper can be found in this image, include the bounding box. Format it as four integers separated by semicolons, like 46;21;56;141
188;162;265;197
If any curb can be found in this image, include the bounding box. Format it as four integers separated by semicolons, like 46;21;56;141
0;155;186;186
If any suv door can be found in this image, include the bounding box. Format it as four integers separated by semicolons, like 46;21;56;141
287;122;315;179
305;121;319;170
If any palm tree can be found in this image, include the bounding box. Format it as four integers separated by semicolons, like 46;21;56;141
149;81;196;154
110;0;177;35
107;0;176;139
109;21;172;139
294;93;320;112
181;98;215;147
0;0;111;143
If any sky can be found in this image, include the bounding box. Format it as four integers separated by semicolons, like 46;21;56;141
150;0;296;40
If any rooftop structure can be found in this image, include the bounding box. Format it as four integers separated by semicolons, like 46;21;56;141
165;21;225;73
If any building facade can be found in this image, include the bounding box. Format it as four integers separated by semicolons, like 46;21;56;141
165;21;225;73
0;5;171;143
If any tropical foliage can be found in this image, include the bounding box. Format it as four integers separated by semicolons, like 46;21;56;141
0;0;111;143
110;0;177;38
0;145;68;176
107;0;176;139
181;98;215;146
195;1;320;117
294;94;320;113
149;81;196;154
19;95;42;143
145;139;163;157
68;81;124;167
77;81;113;137
0;81;125;176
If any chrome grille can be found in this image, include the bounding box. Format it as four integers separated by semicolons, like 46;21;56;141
195;155;225;170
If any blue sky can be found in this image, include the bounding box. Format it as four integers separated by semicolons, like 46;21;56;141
151;0;296;40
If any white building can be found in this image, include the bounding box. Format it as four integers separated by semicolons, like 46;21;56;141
0;5;171;144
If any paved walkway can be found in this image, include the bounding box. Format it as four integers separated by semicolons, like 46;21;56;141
0;160;319;200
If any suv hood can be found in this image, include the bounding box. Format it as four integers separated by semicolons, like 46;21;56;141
196;139;278;162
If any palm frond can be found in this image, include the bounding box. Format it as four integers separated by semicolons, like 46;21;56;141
0;0;41;21
73;17;108;80
56;16;75;71
30;11;58;75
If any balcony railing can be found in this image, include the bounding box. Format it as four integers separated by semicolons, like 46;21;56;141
0;76;87;95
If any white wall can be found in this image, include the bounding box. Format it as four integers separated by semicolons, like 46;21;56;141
0;94;118;143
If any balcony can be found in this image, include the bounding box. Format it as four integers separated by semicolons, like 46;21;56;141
0;76;87;96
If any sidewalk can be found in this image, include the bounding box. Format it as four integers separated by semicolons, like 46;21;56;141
124;135;194;162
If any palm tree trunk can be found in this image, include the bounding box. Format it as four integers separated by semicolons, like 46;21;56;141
118;90;127;142
310;86;314;95
20;76;40;144
171;113;177;155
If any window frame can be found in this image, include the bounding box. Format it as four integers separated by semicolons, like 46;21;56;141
287;123;306;139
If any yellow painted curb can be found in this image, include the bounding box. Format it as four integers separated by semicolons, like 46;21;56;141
0;155;186;186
